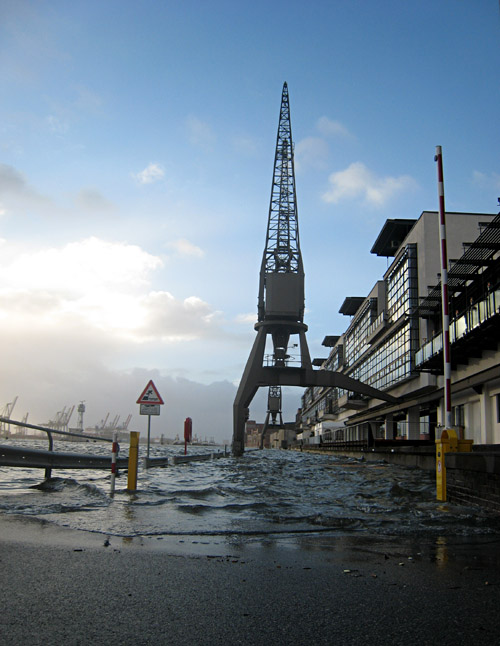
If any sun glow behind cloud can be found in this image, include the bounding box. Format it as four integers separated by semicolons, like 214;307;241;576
0;237;220;342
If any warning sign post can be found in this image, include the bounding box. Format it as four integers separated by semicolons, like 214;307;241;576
137;380;164;464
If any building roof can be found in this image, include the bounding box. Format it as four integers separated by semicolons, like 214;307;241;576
312;358;327;366
370;219;417;257
322;335;340;347
339;297;365;316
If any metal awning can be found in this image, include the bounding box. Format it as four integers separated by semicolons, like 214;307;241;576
322;335;340;347
339;297;365;316
418;213;500;317
312;358;327;366
370;219;416;257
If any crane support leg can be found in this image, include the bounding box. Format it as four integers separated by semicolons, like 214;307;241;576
232;328;267;456
259;412;271;450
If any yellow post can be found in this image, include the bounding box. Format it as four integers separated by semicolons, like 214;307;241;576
436;428;458;501
127;431;140;492
458;439;473;452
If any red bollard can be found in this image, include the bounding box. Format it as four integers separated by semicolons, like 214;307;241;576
184;417;192;455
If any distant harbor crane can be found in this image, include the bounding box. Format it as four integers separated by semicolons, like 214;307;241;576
48;405;75;432
0;396;18;435
77;401;85;431
260;386;283;449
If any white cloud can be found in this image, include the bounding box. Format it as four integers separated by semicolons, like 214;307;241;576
0;163;52;210
322;162;417;207
74;188;113;212
0;236;224;344
46;114;69;135
73;84;103;114
0;237;161;293
167;238;205;258
133;163;165;185
232;134;259;155
316;116;351;139
185;115;216;148
295;117;351;171
234;312;257;325
138;292;222;342
0;236;241;440
472;170;500;190
295;137;329;171
0;163;30;194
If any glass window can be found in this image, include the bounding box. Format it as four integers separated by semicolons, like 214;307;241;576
344;300;377;367
386;245;418;323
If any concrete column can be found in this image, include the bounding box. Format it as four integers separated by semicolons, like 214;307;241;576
385;413;395;440
407;406;420;440
478;386;492;444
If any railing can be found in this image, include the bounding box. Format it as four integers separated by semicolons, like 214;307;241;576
0;416;116;479
366;311;388;343
263;353;302;367
415;288;500;367
292;439;369;452
0;444;129;471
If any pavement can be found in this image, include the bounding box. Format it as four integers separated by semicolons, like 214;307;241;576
1;515;500;645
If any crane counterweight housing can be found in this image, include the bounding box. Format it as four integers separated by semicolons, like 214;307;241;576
263;272;304;321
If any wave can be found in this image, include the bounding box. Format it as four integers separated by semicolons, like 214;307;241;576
2;449;500;540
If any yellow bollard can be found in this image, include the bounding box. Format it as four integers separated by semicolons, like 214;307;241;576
435;428;458;501
458;439;473;452
127;431;140;492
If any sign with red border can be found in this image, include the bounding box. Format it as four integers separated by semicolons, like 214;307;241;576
136;380;164;405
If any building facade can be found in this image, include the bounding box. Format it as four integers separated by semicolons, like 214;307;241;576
299;210;500;447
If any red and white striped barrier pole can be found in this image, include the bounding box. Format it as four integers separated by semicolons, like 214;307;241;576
110;431;119;496
435;145;452;428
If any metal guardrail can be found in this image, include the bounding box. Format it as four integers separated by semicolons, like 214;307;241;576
0;444;129;470
0;416;117;478
1;416;230;484
0;416;114;444
140;451;228;468
170;451;227;465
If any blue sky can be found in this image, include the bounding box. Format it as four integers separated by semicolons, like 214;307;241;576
1;1;499;439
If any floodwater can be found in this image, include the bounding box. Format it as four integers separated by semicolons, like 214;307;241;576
1;440;500;543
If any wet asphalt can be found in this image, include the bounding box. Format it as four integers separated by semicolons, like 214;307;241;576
1;519;500;645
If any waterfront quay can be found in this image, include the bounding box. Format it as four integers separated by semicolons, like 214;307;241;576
295;440;500;515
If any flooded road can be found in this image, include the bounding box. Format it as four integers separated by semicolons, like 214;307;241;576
1;442;500;542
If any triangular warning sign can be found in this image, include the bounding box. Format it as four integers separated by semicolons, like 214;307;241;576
137;380;164;405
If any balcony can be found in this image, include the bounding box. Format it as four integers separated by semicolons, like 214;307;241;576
415;288;500;371
318;409;339;421
338;393;368;410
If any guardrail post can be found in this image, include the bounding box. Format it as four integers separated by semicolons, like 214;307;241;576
44;430;54;480
127;431;140;492
110;431;119;496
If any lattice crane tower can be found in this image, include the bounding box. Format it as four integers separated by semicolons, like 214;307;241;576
232;83;399;456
